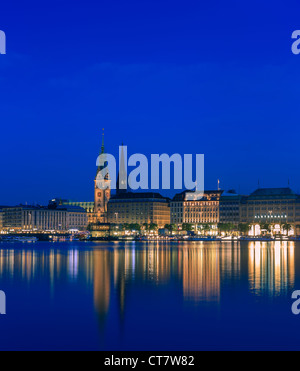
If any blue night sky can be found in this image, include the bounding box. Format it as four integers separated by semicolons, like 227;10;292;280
1;0;300;205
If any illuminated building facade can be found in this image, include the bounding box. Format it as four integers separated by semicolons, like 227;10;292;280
170;187;300;235
240;188;300;224
0;208;5;231
49;199;95;224
2;204;88;231
239;188;300;236
170;190;223;225
107;192;171;228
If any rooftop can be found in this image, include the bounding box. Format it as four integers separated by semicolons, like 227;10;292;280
172;190;223;201
248;187;299;200
110;192;170;202
220;190;246;201
2;204;87;213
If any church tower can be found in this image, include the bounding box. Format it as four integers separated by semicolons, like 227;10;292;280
94;129;111;223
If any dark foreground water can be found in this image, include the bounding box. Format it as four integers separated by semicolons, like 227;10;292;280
0;240;300;350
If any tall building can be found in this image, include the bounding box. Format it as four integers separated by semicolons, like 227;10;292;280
170;190;223;225
94;130;111;223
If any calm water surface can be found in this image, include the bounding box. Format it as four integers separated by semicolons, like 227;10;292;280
0;241;300;350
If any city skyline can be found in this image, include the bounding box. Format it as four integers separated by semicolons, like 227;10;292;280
1;1;300;205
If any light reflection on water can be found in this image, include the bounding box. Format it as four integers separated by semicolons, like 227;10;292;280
0;241;298;350
0;241;296;300
248;241;295;296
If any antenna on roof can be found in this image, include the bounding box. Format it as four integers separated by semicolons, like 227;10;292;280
218;179;220;191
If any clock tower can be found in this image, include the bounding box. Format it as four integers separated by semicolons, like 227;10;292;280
94;130;111;223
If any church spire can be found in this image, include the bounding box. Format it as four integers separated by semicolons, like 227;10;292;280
96;128;107;176
101;128;105;154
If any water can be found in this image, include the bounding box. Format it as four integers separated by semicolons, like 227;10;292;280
0;240;300;350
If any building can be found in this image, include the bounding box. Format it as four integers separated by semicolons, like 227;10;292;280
240;188;300;224
170;187;300;236
107;143;171;228
49;199;95;224
50;199;94;213
94;130;111;223
89;223;111;238
219;190;245;225
2;204;88;232
0;206;8;232
107;192;170;228
171;190;223;225
56;205;88;231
